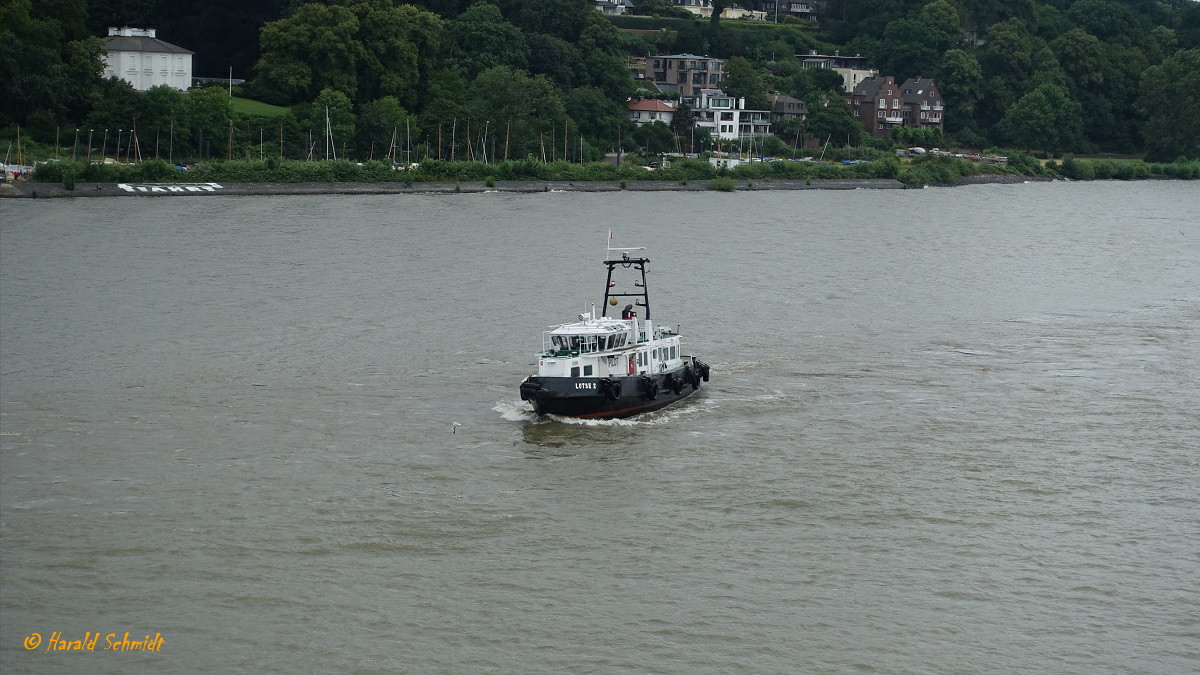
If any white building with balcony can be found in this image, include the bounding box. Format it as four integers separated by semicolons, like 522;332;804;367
683;88;772;141
102;27;192;92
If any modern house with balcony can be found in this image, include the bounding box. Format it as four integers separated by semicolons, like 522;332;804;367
800;50;878;93
672;1;766;20
761;1;822;22
644;54;725;97
683;88;772;141
845;75;943;140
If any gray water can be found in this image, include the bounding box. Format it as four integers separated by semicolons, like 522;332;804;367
2;182;1198;673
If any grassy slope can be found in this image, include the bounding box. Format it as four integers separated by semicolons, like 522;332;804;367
230;97;290;117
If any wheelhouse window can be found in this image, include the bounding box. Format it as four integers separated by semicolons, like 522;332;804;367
583;365;593;376
571;366;580;377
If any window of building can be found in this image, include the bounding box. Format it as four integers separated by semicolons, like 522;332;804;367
678;73;687;83
878;99;885;109
892;98;900;108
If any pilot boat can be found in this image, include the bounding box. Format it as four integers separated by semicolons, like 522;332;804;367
519;240;710;419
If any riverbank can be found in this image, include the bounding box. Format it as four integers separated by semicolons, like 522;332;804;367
0;174;1063;199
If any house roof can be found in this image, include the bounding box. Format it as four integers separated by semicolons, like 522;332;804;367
627;99;676;112
851;75;886;99
900;77;939;103
103;34;192;55
768;92;808;115
655;54;721;61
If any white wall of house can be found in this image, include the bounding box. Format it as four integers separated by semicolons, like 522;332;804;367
628;110;675;126
102;28;192;92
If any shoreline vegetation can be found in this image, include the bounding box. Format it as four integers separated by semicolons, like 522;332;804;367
7;153;1198;199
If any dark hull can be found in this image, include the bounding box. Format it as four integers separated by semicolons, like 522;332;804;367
520;367;707;420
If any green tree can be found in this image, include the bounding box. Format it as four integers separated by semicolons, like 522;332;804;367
447;1;529;79
998;83;1083;154
138;85;189;142
805;94;865;147
517;0;592;42
877;18;941;82
526;32;582;90
631;120;675;155
918;0;963;52
565;87;627;144
722;57;770;110
255;3;360;102
83;77;140;141
977;18;1037;128
352;2;442;109
302;88;357;159
937;49;983;132
1137;48;1200;161
575;14;635;101
467;66;567;160
418;67;470;149
1051;29;1106;91
184;86;235;158
357;96;414;159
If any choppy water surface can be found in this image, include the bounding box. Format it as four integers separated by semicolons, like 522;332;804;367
3;183;1198;673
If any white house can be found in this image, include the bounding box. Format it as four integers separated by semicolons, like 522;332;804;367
627;99;676;126
684;89;772;140
594;0;633;14
102;27;192;92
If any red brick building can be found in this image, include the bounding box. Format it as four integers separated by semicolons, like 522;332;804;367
845;76;944;140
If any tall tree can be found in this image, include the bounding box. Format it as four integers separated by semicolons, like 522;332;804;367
418;67;469;145
357;96;414;159
721;56;770;110
936;49;983;132
447;1;529;79
997;82;1083;153
302;88;356;158
466;66;566;160
1137;48;1200;161
565;86;627;143
255;4;360;102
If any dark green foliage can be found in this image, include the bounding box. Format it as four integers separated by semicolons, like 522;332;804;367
1138;49;1200;162
708;176;735;191
7;0;1196;172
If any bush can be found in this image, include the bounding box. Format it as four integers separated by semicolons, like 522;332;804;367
485;176;495;187
1005;151;1042;176
708;177;735;191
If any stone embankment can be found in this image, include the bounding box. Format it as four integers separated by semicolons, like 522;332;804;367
1;175;1060;199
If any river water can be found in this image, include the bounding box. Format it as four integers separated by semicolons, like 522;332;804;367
3;182;1198;673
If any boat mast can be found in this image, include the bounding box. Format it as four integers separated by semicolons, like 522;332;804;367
602;231;650;319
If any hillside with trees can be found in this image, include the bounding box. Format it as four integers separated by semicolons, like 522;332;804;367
4;0;1200;165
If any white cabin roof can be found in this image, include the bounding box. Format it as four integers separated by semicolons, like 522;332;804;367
547;317;632;335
